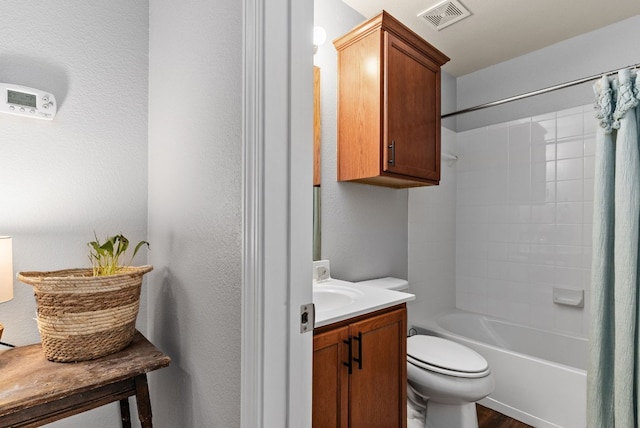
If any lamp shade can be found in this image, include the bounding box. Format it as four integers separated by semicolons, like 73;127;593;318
0;236;13;303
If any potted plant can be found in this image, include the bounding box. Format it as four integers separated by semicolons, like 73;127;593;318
17;234;151;362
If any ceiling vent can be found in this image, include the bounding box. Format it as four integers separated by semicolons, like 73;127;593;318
418;0;471;30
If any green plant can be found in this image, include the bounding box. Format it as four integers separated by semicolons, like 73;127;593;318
88;233;150;276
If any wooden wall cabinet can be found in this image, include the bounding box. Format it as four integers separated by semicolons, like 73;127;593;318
333;11;450;188
312;305;407;428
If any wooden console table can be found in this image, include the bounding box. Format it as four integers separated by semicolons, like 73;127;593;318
0;331;171;428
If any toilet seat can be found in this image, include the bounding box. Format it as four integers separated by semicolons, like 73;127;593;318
407;335;490;379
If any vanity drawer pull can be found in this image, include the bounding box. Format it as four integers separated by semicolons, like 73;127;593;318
353;332;363;370
343;337;353;375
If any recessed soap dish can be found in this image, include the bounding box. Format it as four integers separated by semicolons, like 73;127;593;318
553;287;584;308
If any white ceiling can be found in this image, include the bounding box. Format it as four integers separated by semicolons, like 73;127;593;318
341;0;640;76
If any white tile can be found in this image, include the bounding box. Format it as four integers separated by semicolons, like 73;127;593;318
546;161;556;182
509;146;531;166
531;162;549;184
556;180;583;202
529;244;556;265
487;204;509;223
583;246;593;269
529;264;556;283
509;223;533;244
557;202;583;225
531;224;557;245
584;135;595;156
584;156;595;179
508;261;530;282
557;138;584;160
557;114;584;139
555;224;583;246
508;204;531;224
584;179;594;201
487;242;509;260
508;176;531;203
583;202;593;225
486;223;510;243
545;143;557;162
553;305;584;335
557;158;584;181
508;243;531;263
583;111;597;135
487;261;510;280
465;292;488;314
509;122;531;149
456;291;471;312
555;245;583;268
530;181;547;204
531;203;555;224
532;119;556;142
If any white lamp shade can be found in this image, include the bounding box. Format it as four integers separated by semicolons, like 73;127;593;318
0;236;13;303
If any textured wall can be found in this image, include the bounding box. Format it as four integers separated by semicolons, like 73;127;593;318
315;0;409;282
147;0;242;426
407;128;458;327
0;2;149;426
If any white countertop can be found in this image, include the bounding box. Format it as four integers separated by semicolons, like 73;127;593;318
313;279;415;328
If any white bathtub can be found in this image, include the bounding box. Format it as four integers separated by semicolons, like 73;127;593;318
413;310;587;428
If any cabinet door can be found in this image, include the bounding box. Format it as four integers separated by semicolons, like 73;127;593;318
384;31;441;183
348;307;407;428
313;326;350;428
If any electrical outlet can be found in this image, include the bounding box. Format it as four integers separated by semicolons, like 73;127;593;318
313;260;331;282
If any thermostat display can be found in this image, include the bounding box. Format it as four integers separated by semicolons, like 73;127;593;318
8;90;37;108
1;83;56;120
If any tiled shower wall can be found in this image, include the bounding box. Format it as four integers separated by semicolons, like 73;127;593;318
455;104;596;337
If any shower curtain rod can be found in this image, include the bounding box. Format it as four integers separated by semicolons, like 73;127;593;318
441;61;640;119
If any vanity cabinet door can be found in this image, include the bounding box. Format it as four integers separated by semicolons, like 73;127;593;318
348;307;407;428
313;325;350;428
312;305;407;428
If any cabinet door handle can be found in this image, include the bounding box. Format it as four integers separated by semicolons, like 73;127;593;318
353;332;363;370
343;337;353;374
388;140;395;166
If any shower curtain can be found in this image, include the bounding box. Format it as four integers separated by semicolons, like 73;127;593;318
588;68;640;427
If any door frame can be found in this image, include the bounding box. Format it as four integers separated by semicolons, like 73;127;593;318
242;0;314;426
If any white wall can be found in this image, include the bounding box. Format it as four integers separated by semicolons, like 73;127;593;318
315;0;409;282
147;0;242;426
407;128;457;327
0;2;149;427
455;16;640;132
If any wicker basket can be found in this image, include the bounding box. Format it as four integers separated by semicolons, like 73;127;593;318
17;265;152;362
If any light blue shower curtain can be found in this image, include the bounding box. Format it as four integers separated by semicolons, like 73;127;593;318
588;68;640;428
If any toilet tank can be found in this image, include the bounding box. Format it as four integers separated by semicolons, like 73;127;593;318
355;277;409;292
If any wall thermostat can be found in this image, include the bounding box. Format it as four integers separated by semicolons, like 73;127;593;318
1;83;56;120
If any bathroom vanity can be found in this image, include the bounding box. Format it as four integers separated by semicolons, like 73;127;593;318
312;273;414;428
333;11;449;188
313;304;407;428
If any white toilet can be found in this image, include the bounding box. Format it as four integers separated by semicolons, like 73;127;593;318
356;277;494;428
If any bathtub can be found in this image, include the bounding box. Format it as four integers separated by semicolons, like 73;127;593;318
413;310;587;428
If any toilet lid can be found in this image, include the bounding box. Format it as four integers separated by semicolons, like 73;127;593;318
407;335;490;378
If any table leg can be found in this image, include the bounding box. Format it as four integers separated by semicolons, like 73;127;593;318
119;398;132;428
134;374;153;428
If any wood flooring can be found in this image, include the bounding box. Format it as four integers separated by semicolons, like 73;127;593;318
477;404;533;428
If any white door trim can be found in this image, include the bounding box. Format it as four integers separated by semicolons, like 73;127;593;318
241;0;314;426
